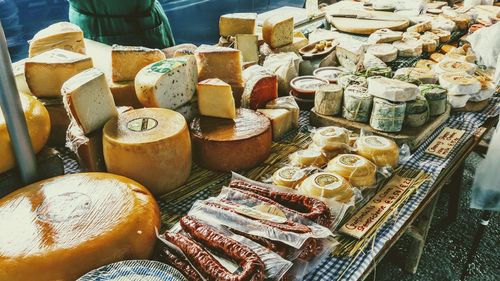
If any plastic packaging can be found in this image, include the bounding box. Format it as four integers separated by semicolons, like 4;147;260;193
325;154;378;188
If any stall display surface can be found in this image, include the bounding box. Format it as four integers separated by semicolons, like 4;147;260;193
59;95;499;281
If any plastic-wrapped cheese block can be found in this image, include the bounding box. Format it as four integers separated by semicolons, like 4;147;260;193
314;84;343;116
103;108;192;195
355;135;399;168
219;13;257;37
393;67;438;84
367;29;402;44
311;126;349;152
265;96;300;128
325;154;377;187
109;80;143;108
393;39;423;57
439;73;481;95
111;45;166;82
338;74;367;89
433;60;477;75
11;59;31;94
195;45;244;87
135;57;197;109
342;85;373;123
25;49;93;98
190;108;272;172
257;108;293;140
290;149;328;167
419;84;448;116
367;76;419;102
0;173;160;281
370;97;406;133
366;43;398;63
28;22;85;57
62;68;118;135
300;172;351;199
0;93;50;174
263;15;294;48
272;166;307;189
404;95;429;128
242;65;278;110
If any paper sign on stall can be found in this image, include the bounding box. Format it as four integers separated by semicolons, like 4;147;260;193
425;127;465;158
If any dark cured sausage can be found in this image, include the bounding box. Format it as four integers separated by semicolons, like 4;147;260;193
156;244;204;281
180;216;265;281
203;200;311;233
229;179;332;227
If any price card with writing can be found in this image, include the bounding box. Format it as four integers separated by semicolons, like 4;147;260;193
425;127;465;158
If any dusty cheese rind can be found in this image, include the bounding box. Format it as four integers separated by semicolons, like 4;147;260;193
433;60;477;75
11;59;31;94
342;85;373;123
195;44;244;87
235;34;259;63
197;78;236;119
219;13;257;37
355;135;399;168
265;96;300;128
336;39;368;72
366;43;398;63
338;74;368;89
367;76;419;102
438;73;481;95
0;173;160;281
28;22;85;57
103;108;192;195
25;48;93;98
325;154;377;187
363;53;387;70
314;84;343;116
135;57;197;109
263;52;301;96
241;65;278;110
393;39;423;57
404;95;429;128
62;68;118;135
369;97;406;133
366;67;392;78
257;108;293;140
419;84;448;116
0;93;50;173
262;15;294;48
111;45;166;82
367;29;403;44
394;67;437;84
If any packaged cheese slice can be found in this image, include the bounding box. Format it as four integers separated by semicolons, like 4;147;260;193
370;97;406;133
257;108;293;140
241;65;278;110
265;96;300;128
325;154;377;187
25;49;93;98
394;67;438;84
272;166;307;188
262;15;294;48
367;76;419;102
355;135;399;168
0;173;160;281
393;39;423;57
103;108;192;195
111;45;166;82
336;38;369;72
11;59;31;94
197;78;236;119
135;57;197;109
367;29;403;44
62;68;118;135
219;13;257;37
439;73;481;95
28;22;85;57
195;45;244;87
433;60;477;75
235;34;259;63
342;85;373;123
419;84;448;116
0;93;50;174
314;84;343;116
366;43;398;63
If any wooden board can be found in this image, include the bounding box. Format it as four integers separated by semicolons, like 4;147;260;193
452;99;489;113
325;10;409;35
309;105;451;151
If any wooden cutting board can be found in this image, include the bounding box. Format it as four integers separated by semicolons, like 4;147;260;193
326;9;409;35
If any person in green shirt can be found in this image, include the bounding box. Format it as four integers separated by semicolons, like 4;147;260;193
68;0;175;49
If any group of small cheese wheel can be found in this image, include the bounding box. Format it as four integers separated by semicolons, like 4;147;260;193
271;126;400;205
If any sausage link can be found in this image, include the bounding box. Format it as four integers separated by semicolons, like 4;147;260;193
156;244;204;281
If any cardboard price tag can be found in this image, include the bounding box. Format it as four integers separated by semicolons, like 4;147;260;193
425;127;465;158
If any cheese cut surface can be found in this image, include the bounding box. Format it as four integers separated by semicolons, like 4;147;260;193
260;36;309;55
241;65;278;110
190;108;272;172
262;15;294;48
257;108;293;140
0;173;160;281
311;126;349;152
235;34;259;63
262;52;301;96
109;80;143;108
355;136;399;168
135;57;197;109
25;49;93;98
62;68;118;134
195;45;244;87
0;93;50;173
219;13;257;37
111;45;166;82
265;96;300;128
28;22;85;57
103;108;192;195
392;39;423;57
336;39;368;72
197;78;236;119
367;76;419;102
11;59;31;94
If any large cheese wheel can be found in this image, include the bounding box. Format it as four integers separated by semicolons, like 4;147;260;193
0;173;160;281
190;108;272;172
103;108;192;195
0;93;51;173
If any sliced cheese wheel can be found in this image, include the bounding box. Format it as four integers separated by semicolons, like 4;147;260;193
366;43;398;63
355;135;399;169
290;149;327;168
434;60;477;75
0;93;50;173
325;154;377;187
438;73;481;95
242;65;278;109
272;166;307;188
393;39;423;57
190;108;272;172
103;108;192;195
300;172;351;198
0;173;160;281
28;22;85;58
367;76;419;102
311;126;349;152
11;59;31;94
111;45;166;82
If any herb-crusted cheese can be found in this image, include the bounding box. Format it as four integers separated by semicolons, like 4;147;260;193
404;95;429;128
366;67;392;78
419;84;447;116
343;85;373;123
370;97;406;132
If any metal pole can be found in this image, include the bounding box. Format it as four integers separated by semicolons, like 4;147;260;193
0;21;38;184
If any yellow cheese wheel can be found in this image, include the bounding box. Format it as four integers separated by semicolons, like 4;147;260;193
0;92;50;173
325;154;377;187
355;135;399;168
0;173;160;281
103;108;192;195
290;149;327;167
311;126;349;151
272;166;307;188
300;172;351;198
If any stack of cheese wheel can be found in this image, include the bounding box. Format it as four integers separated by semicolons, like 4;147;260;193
0;92;50;173
103;108;192;195
325;154;377;188
290;149;327;168
0;173;160;281
272;166;308;189
355;135;399;169
300;172;354;203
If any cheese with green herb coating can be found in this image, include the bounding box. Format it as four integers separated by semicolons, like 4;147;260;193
419;84;447;116
366;67;392;78
343;85;373;123
370;97;406;132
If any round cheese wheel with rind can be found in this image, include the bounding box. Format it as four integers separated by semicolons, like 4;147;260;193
0;92;50;173
438;73;481;95
434;60;477;75
0;173;160;281
103;108;192;195
355;135;399;168
300;172;350;198
272;166;307;188
290;149;327;167
366;43;398;63
325;154;377;187
312;126;349;152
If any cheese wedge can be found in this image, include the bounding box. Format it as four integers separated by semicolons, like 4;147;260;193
393;39;423;57
363;53;387;69
242;65;278;110
420;37;438;53
195;45;244;87
367;76;419;102
109;80;143;108
367;29;403;44
257;108;293;140
366;43;398;63
219;13;257;37
262;15;294;48
260;37;309;56
11;59;31;94
25;49;93;98
265;96;300;128
197;78;236;119
235;34;259;63
111;45;166;82
28;22;85;57
336;39;368;72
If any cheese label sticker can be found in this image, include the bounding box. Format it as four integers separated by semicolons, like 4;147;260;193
314;174;342;190
149;60;184;74
425;127;465;158
278;167;302;181
339;155;362;167
127;118;158;132
234;205;287;224
364;136;390;148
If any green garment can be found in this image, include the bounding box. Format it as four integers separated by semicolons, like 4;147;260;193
68;0;175;49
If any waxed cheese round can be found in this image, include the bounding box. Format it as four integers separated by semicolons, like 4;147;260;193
290;149;327;167
103;108;192;195
355;135;399;168
0;92;51;173
325;154;377;187
272;166;308;188
311;126;349;151
300;172;351;198
0;173;160;281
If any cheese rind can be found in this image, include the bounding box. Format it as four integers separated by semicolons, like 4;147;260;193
433;60;477;75
336;39;368;72
257;108;293;140
241;65;278;110
262;15;294;48
407;21;432;33
370;97;406;133
393;39;423;57
367;76;419;102
393;67;438;84
404;95;429;128
28;22;85;57
300;172;352;199
111;45;166;82
314;84;343;116
219;13;257;37
342;85;372;123
325;154;377;187
263;52;301;96
265;96;300;128
11;59;31;94
195;45;244;87
197;78;236;119
367;29;403;44
311;126;349;152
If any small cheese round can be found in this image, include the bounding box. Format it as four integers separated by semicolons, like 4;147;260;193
422;32;440;45
311;126;349;151
439;73;481;95
272;166;307;188
355;135;399;169
420;38;438;53
434;60;477;75
415;59;436;70
300;172;351;198
430;29;451;43
290;149;327;167
0;173;160;281
394;67;437;84
103;108;192;195
325;154;377;187
366;43;398;63
0;93;50;173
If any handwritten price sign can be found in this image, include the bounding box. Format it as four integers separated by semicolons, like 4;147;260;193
425;127;465;158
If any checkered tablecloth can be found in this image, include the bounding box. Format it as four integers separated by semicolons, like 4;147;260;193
60;97;499;281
